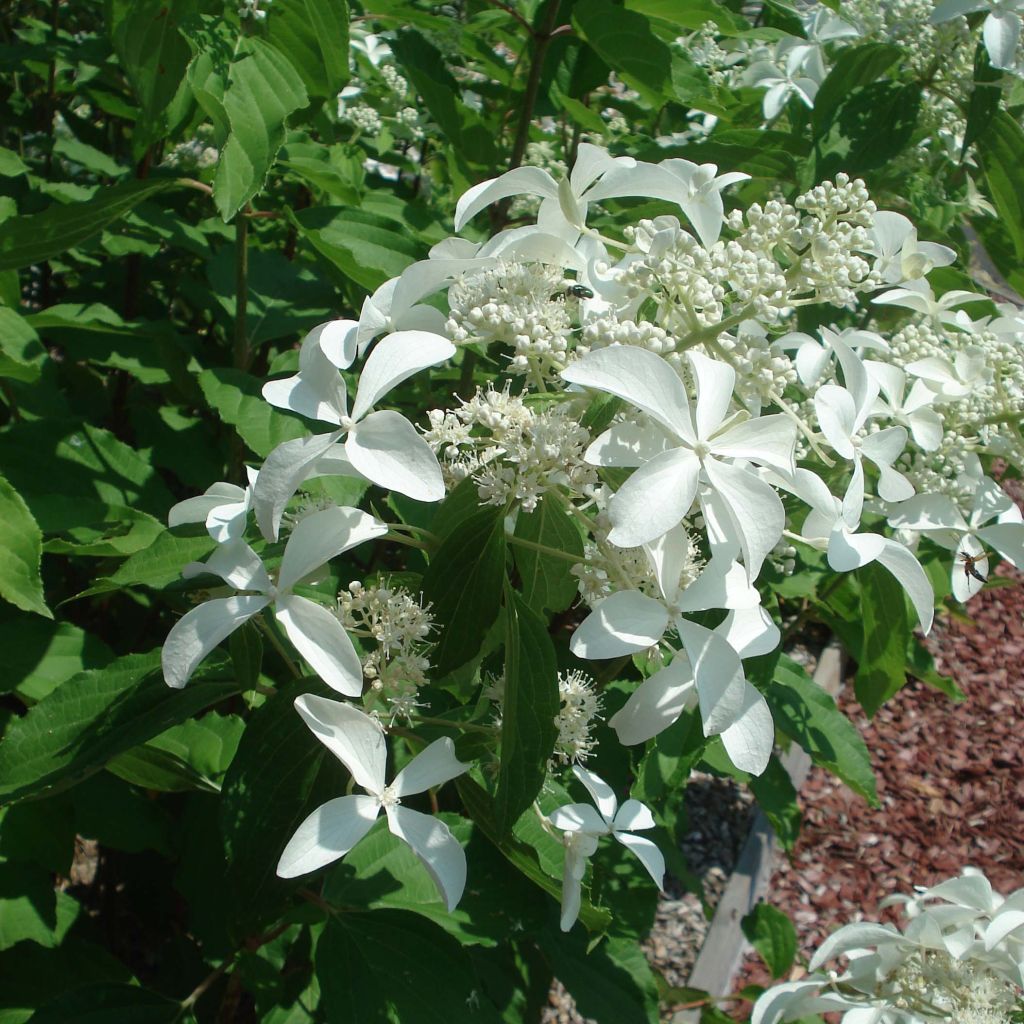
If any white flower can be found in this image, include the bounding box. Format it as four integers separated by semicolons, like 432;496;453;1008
779;325;888;390
562;345;796;576
905;345;992;402
743;37;827;120
255;327;455;539
932;0;1024;70
168;466;257;542
277;695;469;910
547;766;664;931
870;211;956;285
350;32;392;68
162;506;387;692
872;278;990;326
866;361;944;453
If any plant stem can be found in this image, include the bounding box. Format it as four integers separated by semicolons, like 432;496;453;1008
234;210;249;369
508;1;562;173
409;715;496;734
257;613;302;679
384;531;431;552
507;533;583;564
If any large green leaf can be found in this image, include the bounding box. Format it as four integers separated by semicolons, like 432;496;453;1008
512;495;584;615
496;589;558;834
0;475;50;619
741;902;797;979
978;112;1024;260
317;911;504;1023
0;179;177;271
26;984;182;1024
811;43;903;136
0;866;79;951
0;308;44;383
766;655;877;805
213;38;309;221
0;650;239;803
624;0;748;33
422;505;507;676
855;562;911;718
0;617;113;701
267;0;349;100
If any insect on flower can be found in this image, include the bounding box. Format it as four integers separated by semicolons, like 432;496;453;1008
552;283;594;301
958;550;987;585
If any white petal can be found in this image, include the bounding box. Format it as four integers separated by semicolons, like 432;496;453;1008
350;331;455;422
345;411;445;501
712;415;797;475
644;525;693;605
391;260;491;322
385;805;467;911
876;538;935;633
276;794;380;878
979;523;1024;569
585;422;673;468
828;528;885;571
908;409;944;452
951;534;987;603
608;656;696;745
253;431;344;541
278;506;388;592
275;594;365;696
583;162;686;210
931;0;989;23
717;606;780;658
615;832;666;889
719;682;774;776
677;618;746;737
186;539;271;592
548;803;610;835
206;500;249;544
795;341;831;387
293;693;387;794
162;594;269;689
572;765;618;823
871;210;912;260
675;554;760;612
702;459;784;580
809;923;903;971
815;385;858;459
859;426;907;469
984;9;1021;69
313;318;360;369
559;832;599;932
606;448;700;548
561;346;694;441
454;167;559;231
571;142;631;195
887;493;964;533
613;799;656;832
688;351;735;440
391;737;469;798
262;344;348;425
569;591;670;660
168;485;246;528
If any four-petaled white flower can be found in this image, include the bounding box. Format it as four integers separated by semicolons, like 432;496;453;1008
255;327;455;539
742;38;827;120
872;279;990;327
562;345;796;576
932;0;1024;70
168;466;257;542
547;766;664;932
277;695;470;911
162;506;387;692
870;211;956;286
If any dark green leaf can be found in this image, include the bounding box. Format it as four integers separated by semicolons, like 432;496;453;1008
812;43;903;136
422;505;507;675
0;650;239;803
978;112;1024;260
0;475;50;618
0;307;45;383
766;655;877;805
26;984;181;1024
267;0;349;99
907;634;965;701
512;496;584;615
496;589;559;834
855;562;911;718
0;179;177;271
748;756;801;851
741;902;797;979
962;43;1002;156
624;0;748;34
230;621;264;691
0;616;113;700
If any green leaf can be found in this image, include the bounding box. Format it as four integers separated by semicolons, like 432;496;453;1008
422;505;507;676
512;496;584;615
0;148;28;178
0;616;113;701
108;0;200;142
573;0;673;106
978;112;1024;260
230;621;263;691
268;0;350;99
0;864;79;951
496;589;558;834
0;475;50;619
907;634;965;702
624;0;748;34
199;368;307;457
317;911;504;1023
213;38;309;221
748;756;800;851
855;562;911;718
220;682;328;936
811;43;903;136
765;655;877;805
25;984;181;1023
962;42;1002;156
0;308;45;383
741;902;797;979
0;179;177;272
0;650;239;803
291;206;423;292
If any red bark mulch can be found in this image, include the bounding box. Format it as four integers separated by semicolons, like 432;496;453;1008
735;487;1024;995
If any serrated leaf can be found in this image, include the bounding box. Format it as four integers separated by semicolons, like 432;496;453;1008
513;495;584;615
0;616;113;700
741;902;797;979
0;650;239;803
766;655;877;805
422;505;507;676
213;38;309;220
496;589;558;834
267;0;349;100
199;367;307;457
0;475;50;618
0;178;177;271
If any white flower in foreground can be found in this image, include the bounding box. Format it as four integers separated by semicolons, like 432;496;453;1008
783;465;934;632
742;38;826;120
872;279;990;327
255;328;455;539
866;361;944;453
932;0;1024;69
168;466;257;542
905;345;991;402
548;766;664;932
562;345;796;574
162;506;387;692
277;695;469;911
887;471;1024;601
870;211;956;285
778;325;888;390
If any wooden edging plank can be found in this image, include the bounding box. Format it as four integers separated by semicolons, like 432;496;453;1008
672;643;845;1017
